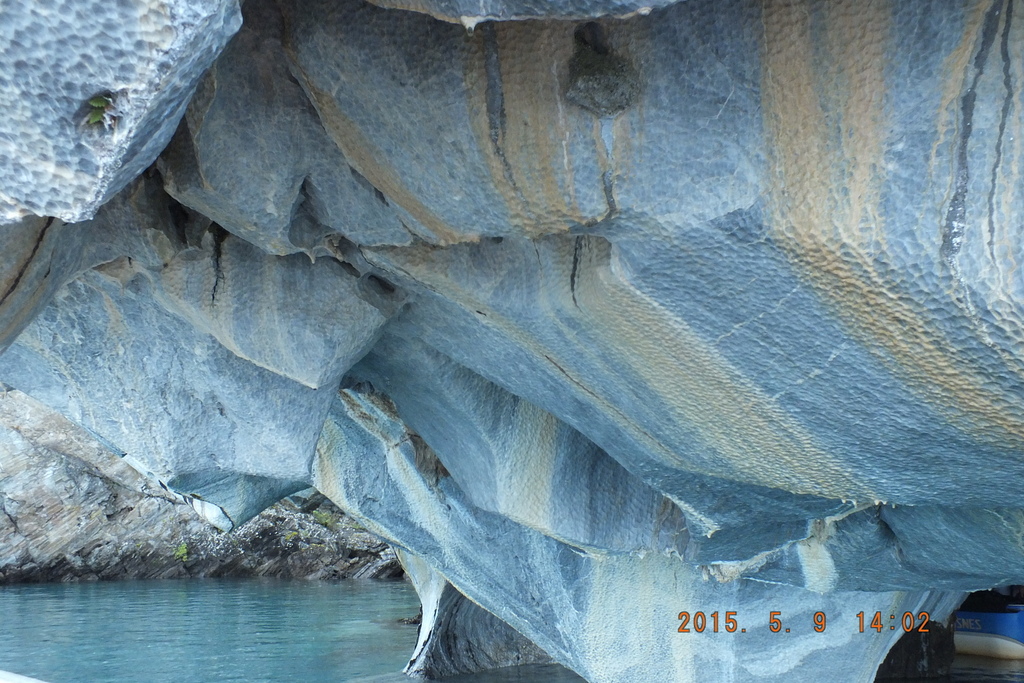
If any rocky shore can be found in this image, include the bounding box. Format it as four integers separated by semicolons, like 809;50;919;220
0;387;401;583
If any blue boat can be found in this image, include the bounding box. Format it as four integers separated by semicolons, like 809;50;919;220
955;606;1024;659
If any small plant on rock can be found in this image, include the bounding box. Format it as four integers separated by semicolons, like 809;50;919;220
310;509;336;531
173;542;189;563
84;93;118;129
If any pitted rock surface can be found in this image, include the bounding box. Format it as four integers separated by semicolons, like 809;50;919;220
0;0;240;223
1;0;1022;681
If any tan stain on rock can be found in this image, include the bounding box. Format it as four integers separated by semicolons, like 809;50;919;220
293;78;463;245
374;237;870;501
465;21;607;234
761;0;1024;449
585;241;869;500
824;0;889;250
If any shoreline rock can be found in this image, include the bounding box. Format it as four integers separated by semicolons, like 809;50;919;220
0;388;401;584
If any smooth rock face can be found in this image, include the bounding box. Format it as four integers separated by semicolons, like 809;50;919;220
0;175;396;529
158;0;414;255
277;0;761;243
313;386;962;683
0;0;241;224
0;216;71;352
399;550;552;677
0;270;323;529
2;0;1024;681
354;334;690;556
155;231;388;389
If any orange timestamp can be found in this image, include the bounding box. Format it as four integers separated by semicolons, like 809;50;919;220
676;610;931;634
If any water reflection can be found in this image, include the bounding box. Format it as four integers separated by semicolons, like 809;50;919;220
949;655;1024;682
0;580;1023;683
0;579;420;683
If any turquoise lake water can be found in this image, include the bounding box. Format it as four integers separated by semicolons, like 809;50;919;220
0;579;583;683
0;579;1020;683
0;579;423;683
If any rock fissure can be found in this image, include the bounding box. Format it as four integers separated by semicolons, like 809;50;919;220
942;0;1002;284
0;218;55;309
3;0;1024;681
986;0;1014;261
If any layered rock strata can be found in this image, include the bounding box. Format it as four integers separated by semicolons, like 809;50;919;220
0;388;400;582
1;0;1022;681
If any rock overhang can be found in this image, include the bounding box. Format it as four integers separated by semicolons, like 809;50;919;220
1;0;1023;680
0;0;242;224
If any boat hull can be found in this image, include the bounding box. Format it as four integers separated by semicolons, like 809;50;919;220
955;610;1024;660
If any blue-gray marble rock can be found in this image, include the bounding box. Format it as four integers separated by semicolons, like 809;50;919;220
313;385;962;683
0;0;241;224
0;269;320;529
0;217;71;352
398;549;553;677
363;0;675;25
0;176;395;527
154;231;388;389
0;388;402;582
3;0;1024;680
158;0;414;255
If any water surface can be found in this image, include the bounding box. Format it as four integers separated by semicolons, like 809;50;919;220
0;579;421;683
949;656;1024;682
0;580;1021;682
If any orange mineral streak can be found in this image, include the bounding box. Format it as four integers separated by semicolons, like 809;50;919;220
372;235;870;501
465;21;606;234
761;0;1024;448
297;80;463;246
